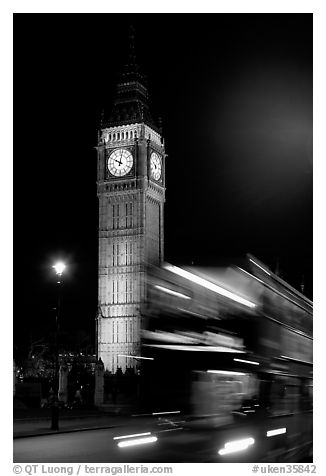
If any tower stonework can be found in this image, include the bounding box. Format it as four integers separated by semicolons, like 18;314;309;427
96;45;166;372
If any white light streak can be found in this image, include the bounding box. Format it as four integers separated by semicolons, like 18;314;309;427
266;428;287;437
117;354;154;361
218;437;255;455
249;258;271;276
152;411;180;415
154;285;191;300
117;436;158;448
144;344;245;353
225;437;255;448
207;370;246;376
159;428;183;434
234;358;260;366
280;355;312;365
114;432;151;440
164;264;256;308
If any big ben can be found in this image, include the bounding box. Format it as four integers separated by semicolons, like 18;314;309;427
96;32;166;372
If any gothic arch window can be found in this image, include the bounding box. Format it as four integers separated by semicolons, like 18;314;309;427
109;133;112;141
125;202;133;228
113;133;116;140
126;241;132;265
130;319;133;343
112;280;119;304
122;131;125;139
113;204;120;229
125;279;128;303
117;132;120;140
126;131;129;139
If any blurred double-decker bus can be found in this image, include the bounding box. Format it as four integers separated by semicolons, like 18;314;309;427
138;254;313;462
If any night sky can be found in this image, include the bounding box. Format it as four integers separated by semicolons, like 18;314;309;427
15;13;312;359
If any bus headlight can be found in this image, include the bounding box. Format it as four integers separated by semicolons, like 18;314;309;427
218;437;255;456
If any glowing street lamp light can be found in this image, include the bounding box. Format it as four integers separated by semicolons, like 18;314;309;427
53;262;66;275
53;262;66;279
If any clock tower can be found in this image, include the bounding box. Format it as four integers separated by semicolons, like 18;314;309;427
96;33;166;372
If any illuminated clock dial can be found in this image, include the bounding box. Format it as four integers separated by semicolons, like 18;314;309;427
108;149;133;177
150;152;162;181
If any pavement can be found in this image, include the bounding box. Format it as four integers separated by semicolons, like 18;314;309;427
13;407;134;439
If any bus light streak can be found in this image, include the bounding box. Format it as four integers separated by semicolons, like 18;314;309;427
249;258;271;276
164;264;256;309
117;436;158;448
266;428;287;437
114;432;151;440
218;437;255;455
233;358;260;366
117;354;154;361
154;285;191;300
207;370;246;376
152;411;181;415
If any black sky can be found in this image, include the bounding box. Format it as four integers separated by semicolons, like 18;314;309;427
15;13;312;358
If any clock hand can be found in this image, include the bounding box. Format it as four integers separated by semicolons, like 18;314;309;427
115;152;123;166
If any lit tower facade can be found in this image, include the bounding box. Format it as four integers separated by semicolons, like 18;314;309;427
96;33;166;372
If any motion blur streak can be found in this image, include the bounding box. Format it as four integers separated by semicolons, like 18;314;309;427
146;344;245;353
218;437;255;455
117;354;154;361
207;369;246;376
234;358;260;365
249;258;271;275
266;428;287;437
113;432;151;440
164;264;256;308
117;436;158;448
152;411;180;415
154;285;191;300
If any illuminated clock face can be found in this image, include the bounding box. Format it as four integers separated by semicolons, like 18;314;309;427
108;149;133;177
150;152;162;181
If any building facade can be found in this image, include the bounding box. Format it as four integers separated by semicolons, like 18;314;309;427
96;41;166;372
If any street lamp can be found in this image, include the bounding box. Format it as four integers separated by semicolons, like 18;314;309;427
53;262;66;280
51;261;66;430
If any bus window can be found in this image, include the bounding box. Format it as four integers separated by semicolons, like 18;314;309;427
191;371;258;419
269;375;301;415
300;378;313;411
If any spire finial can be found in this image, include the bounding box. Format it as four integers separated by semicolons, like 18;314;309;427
127;24;137;69
119;24;143;82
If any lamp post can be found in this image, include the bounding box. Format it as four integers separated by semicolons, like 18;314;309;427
51;261;66;430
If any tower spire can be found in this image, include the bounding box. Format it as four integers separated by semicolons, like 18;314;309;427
103;26;159;131
119;24;144;85
128;24;137;69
